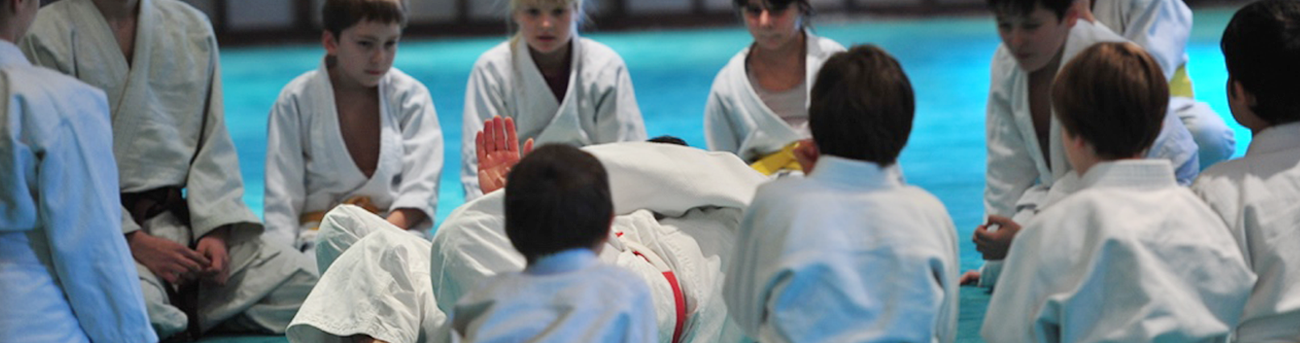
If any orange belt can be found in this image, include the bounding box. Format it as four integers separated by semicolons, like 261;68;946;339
298;196;382;229
619;232;687;343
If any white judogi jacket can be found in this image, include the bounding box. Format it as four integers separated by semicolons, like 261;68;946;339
290;143;763;343
984;20;1199;219
703;32;845;163
264;63;443;250
460;37;646;200
1091;0;1191;82
725;156;960;343
983;160;1254;343
447;249;658;343
1193;122;1300;342
433;142;765;343
21;0;259;239
0;41;156;343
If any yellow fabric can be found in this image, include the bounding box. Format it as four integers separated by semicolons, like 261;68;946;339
749;142;803;176
299;196;382;230
1170;64;1194;98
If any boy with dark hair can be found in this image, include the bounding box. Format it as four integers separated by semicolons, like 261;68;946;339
264;0;442;265
1192;1;1300;341
969;0;1199;287
725;45;960;343
446;144;658;342
983;42;1253;342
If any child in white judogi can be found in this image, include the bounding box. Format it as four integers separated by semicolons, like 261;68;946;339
1191;2;1300;341
446;144;657;343
1078;0;1236;168
460;0;646;200
263;0;442;263
724;45;960;343
983;42;1254;343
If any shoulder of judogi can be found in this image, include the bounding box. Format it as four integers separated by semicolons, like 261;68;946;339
471;41;515;75
152;0;218;53
1063;20;1127;62
383;67;434;104
808;33;847;58
576;38;629;78
707;48;749;96
22;1;81;63
152;0;216;33
3;66;107;123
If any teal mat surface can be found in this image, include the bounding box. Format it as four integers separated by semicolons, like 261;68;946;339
213;6;1246;342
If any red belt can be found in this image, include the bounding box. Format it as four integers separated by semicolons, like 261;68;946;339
619;232;687;343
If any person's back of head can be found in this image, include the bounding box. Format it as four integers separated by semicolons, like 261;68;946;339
321;0;407;38
985;0;1073;20
809;45;914;166
505;144;612;264
1051;42;1167;159
1221;0;1300;127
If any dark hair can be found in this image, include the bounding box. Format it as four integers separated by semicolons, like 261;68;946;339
808;45;914;166
322;0;407;38
1221;0;1300;125
504;144;613;263
733;0;813;22
647;135;688;146
985;0;1073;20
1052;42;1168;159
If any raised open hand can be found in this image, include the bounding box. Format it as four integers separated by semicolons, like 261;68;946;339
477;116;534;195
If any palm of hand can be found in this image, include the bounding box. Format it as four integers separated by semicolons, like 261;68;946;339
477;116;534;194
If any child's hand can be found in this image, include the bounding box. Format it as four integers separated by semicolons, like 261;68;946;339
959;270;981;286
973;215;1022;260
792;139;819;174
477;116;534;195
128;231;210;285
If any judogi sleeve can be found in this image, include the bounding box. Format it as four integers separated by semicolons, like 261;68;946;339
1110;0;1191;81
460;60;507;200
34;79;157;343
183;37;261;239
703;80;740;154
984;48;1039;218
391;80;443;223
263;87;308;248
590;56;646;144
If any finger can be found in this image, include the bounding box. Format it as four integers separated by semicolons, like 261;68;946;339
522;139;534;155
172;252;205;273
180;247;212;267
160;270;180;284
986;215;1015;227
209;252;226;274
492;117;506;152
475;131;487;162
505;117;519;153
482;118;496;154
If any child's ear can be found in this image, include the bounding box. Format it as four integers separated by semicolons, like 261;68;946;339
322;31;339;55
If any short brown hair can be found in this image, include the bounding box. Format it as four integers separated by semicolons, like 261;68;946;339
504;144;612;263
809;45;915;166
1051;42;1168;159
322;0;407;38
